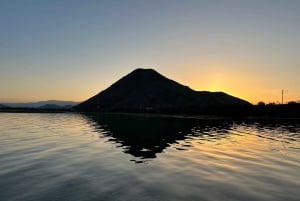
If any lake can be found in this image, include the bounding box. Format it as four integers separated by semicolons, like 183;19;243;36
0;113;299;201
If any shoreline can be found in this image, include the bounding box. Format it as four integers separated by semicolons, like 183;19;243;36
86;112;300;121
1;109;300;121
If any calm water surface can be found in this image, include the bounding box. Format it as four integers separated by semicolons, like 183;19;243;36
0;113;299;201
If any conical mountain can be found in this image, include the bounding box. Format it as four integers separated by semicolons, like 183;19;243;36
74;68;249;112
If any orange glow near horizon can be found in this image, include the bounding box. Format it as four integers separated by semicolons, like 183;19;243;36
2;66;298;105
165;62;300;105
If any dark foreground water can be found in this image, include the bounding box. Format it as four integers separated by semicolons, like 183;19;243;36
0;113;300;201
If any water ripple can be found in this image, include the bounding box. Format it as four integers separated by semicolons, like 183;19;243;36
0;113;299;201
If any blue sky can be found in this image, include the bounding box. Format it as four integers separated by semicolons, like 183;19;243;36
1;0;300;103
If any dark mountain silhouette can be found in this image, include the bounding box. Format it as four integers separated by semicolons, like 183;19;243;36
74;68;250;113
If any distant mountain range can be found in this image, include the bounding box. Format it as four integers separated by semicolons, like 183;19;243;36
0;100;80;109
74;68;250;113
0;104;8;108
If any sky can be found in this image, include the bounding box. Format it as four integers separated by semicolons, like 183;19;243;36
0;0;299;104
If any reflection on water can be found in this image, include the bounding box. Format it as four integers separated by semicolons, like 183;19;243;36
0;113;300;201
85;114;234;160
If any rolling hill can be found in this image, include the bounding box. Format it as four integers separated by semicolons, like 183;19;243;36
1;100;79;108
